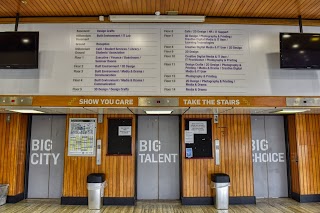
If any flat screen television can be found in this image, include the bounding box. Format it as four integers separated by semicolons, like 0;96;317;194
0;31;39;69
280;33;320;69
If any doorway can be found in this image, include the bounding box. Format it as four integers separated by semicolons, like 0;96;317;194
251;115;288;198
27;115;66;198
137;116;180;200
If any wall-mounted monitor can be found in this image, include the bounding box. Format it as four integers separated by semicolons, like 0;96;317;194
0;31;39;69
280;33;320;69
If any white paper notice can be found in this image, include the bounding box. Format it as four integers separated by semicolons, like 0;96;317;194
189;121;207;134
185;130;194;144
119;126;132;136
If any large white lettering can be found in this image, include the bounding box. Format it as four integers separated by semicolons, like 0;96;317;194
252;139;268;151
252;153;285;163
252;139;285;163
139;153;178;163
32;139;52;151
139;140;161;152
31;139;60;165
139;140;177;163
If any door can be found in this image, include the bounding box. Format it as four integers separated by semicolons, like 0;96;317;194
27;115;66;198
251;115;288;198
137;116;180;200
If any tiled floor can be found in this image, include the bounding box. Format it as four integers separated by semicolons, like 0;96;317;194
0;198;319;213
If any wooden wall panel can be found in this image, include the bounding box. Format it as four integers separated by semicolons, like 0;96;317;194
0;114;28;196
182;114;253;197
294;114;320;195
62;114;135;197
15;115;28;194
287;115;300;194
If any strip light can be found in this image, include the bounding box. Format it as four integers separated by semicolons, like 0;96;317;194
145;110;173;114
9;109;44;114
272;109;310;114
109;15;206;23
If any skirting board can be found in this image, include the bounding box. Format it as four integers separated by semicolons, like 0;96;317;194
61;197;134;205
181;196;256;205
291;192;320;203
6;193;24;203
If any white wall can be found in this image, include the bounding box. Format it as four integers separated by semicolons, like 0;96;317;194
0;23;319;96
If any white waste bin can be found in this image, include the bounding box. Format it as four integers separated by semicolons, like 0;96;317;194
0;184;9;206
87;173;106;210
210;173;230;210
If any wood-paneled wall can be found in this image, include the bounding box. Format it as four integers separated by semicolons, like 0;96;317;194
63;114;135;197
289;114;320;195
0;114;28;196
287;115;300;194
182;114;253;197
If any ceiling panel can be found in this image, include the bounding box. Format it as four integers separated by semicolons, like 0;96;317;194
221;107;278;114
1;0;320;19
37;107;98;114
184;107;320;115
185;107;232;114
83;107;133;114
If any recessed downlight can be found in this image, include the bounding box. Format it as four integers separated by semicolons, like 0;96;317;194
144;110;173;114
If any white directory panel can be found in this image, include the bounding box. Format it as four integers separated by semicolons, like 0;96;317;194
161;28;248;95
71;26;248;95
72;27;161;94
0;23;320;96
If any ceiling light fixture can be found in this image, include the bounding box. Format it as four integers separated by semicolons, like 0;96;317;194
272;109;310;114
109;15;205;23
9;109;44;114
99;16;105;22
144;110;173;114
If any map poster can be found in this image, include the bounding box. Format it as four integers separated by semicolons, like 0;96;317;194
68;118;97;156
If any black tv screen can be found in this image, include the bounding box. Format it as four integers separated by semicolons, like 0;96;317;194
0;32;39;69
280;33;320;69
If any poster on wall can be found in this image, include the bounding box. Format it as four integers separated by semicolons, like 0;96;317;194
184;130;194;144
189;121;207;134
68;118;97;156
186;148;193;158
118;126;132;136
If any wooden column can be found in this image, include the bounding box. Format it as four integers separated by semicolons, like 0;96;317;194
288;114;320;202
0;114;28;201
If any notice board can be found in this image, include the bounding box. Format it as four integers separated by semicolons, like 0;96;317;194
108;118;132;155
185;119;212;158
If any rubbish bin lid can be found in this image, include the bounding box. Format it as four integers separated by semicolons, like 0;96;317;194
87;173;105;183
211;173;230;183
